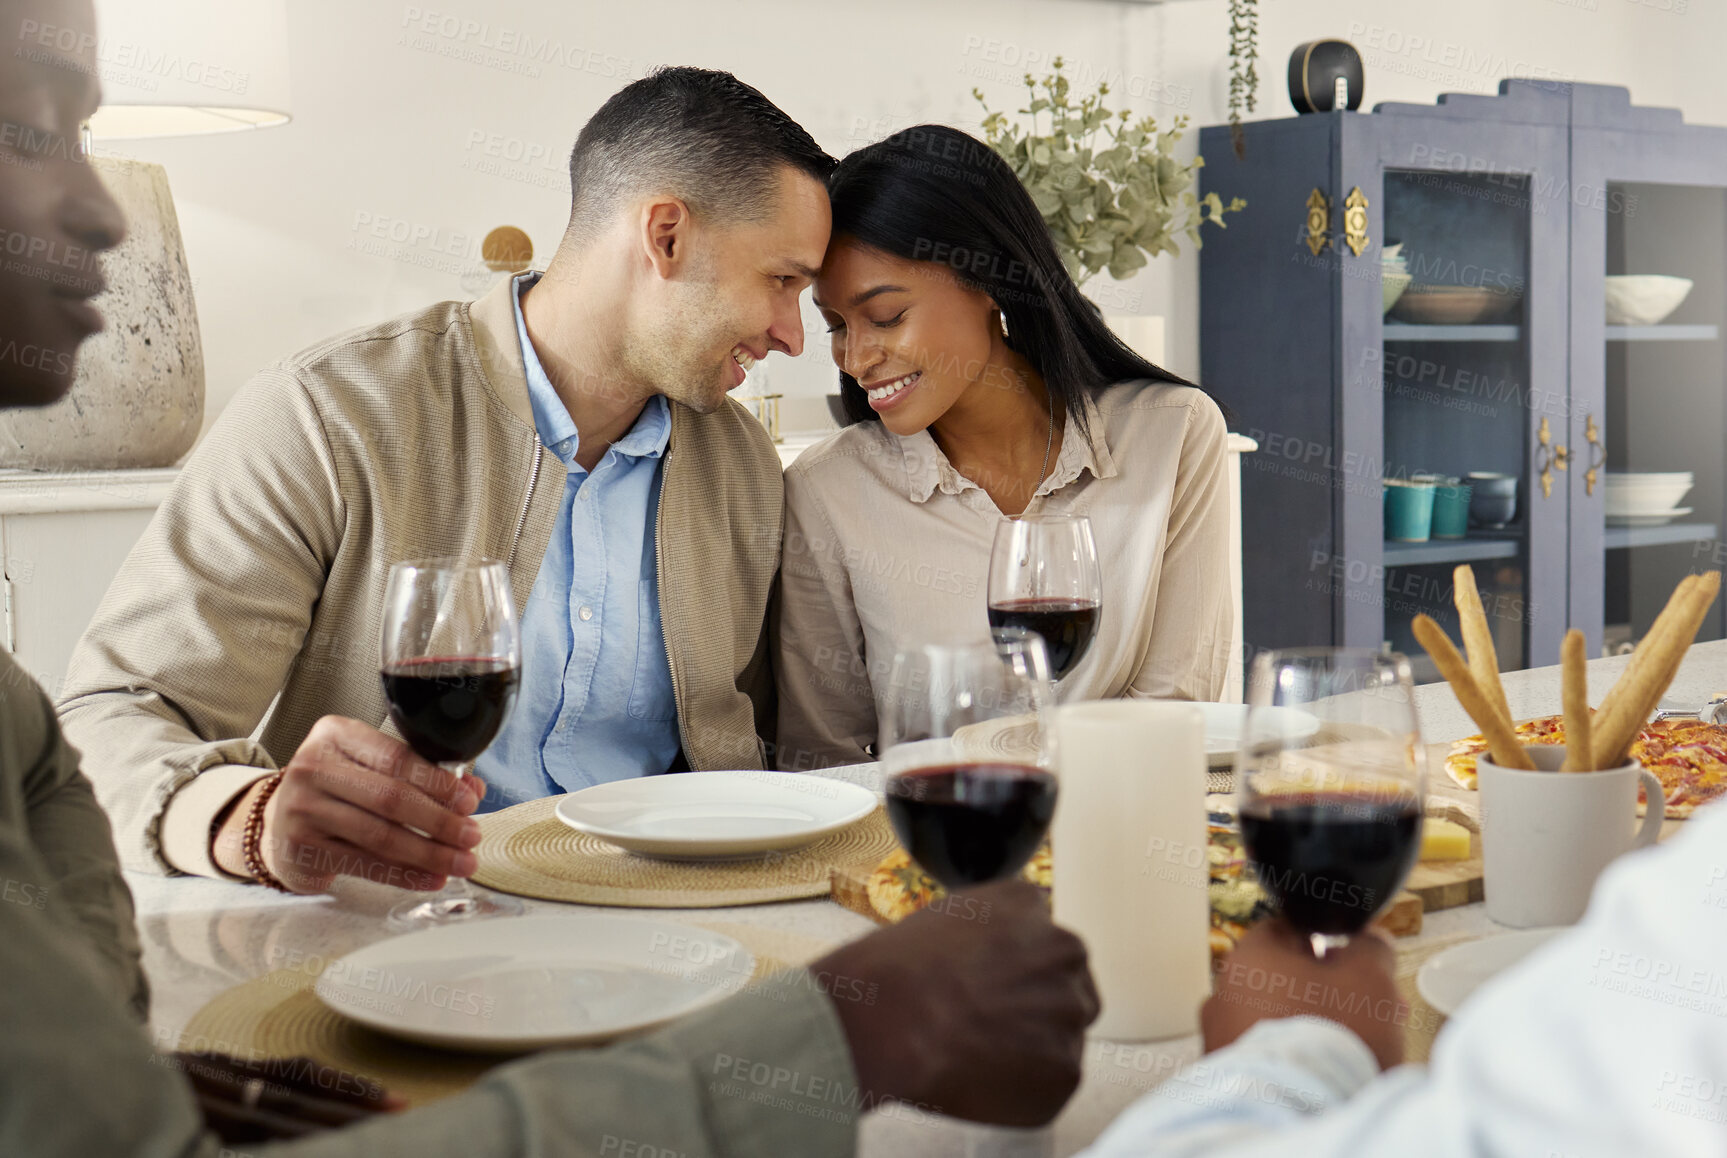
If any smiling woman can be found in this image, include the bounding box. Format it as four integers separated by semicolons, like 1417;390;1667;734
775;124;1235;772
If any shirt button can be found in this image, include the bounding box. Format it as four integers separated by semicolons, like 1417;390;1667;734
579;605;594;621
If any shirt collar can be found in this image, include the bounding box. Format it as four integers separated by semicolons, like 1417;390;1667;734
510;271;670;466
896;388;1118;503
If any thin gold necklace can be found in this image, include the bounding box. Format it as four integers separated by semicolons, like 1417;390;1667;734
1034;388;1055;497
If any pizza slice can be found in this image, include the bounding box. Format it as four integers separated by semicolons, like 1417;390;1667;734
861;831;1271;960
1444;713;1727;819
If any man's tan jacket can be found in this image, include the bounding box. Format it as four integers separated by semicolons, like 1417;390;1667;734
58;279;784;878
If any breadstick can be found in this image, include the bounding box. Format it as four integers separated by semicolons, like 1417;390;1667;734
1413;614;1535;770
1559;629;1593;772
1592;571;1721;769
1453;565;1512;727
1591;575;1698;745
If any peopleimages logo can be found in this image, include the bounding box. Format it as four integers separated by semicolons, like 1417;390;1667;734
399;7;644;78
97;40;252;96
16;19;252;95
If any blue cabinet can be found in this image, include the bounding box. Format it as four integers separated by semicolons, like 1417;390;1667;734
1201;81;1726;678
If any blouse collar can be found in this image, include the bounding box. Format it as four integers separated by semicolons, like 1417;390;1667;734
896;388;1119;503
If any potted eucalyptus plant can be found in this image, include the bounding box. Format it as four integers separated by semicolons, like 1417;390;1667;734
974;58;1244;359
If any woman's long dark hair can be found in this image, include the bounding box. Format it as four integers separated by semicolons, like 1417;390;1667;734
828;124;1211;431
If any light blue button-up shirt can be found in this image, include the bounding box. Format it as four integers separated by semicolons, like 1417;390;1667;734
475;272;680;808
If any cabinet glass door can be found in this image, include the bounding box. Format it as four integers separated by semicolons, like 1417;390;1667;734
1600;181;1727;653
1377;168;1540;682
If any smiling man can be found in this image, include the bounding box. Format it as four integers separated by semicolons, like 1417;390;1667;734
59;67;835;892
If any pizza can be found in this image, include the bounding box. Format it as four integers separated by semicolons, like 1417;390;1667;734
861;830;1271;960
864;845;1052;924
1444;713;1727;818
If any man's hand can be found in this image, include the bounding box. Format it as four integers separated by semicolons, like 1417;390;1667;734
811;880;1099;1127
1202;918;1406;1071
213;716;484;893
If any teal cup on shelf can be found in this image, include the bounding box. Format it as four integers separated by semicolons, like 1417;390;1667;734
1385;478;1437;541
1430;480;1473;539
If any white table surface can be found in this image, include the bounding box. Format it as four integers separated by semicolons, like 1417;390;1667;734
129;641;1727;1156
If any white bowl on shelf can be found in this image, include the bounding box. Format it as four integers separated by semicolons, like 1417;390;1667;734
1604;275;1694;326
1604;471;1692;481
1383;270;1413;314
1605;485;1693;516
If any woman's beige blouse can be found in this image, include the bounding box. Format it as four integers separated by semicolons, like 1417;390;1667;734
775;381;1234;770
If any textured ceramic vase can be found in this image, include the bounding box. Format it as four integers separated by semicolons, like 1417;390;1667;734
0;157;203;469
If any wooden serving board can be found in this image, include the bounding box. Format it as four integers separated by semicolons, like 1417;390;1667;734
829;866;1424;937
1406;800;1484;913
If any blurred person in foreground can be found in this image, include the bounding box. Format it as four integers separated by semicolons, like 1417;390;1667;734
0;2;1099;1152
1079;801;1727;1157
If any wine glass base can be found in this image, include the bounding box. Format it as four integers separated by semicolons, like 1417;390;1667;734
1309;932;1351;960
387;887;524;929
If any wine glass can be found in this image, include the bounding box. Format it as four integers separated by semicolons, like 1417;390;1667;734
1236;648;1427;959
379;558;525;928
986;514;1103;683
879;630;1059;889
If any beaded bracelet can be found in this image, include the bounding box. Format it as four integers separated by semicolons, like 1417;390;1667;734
242;773;291;893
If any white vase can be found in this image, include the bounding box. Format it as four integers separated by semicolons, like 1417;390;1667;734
0;158;204;469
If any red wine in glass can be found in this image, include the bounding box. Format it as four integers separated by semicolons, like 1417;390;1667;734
987;515;1102;684
380;656;520;764
987;598;1100;681
885;763;1058;889
379;557;523;928
1238;789;1422;937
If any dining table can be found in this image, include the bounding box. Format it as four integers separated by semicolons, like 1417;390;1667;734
128;639;1727;1156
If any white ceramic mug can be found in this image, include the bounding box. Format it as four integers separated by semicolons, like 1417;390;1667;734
1477;744;1663;928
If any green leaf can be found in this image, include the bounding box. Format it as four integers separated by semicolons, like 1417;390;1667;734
1029;185;1065;217
1106;243;1148;281
1080;231;1113;257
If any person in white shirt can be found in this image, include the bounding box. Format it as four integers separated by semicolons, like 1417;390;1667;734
1080;797;1727;1157
775;124;1233;771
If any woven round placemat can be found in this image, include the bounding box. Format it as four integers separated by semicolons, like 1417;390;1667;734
467;796;897;907
176;921;836;1107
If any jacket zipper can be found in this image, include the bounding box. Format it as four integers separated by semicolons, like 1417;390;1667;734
505;434;544;572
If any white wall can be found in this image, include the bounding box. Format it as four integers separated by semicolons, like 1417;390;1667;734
100;0;1727;439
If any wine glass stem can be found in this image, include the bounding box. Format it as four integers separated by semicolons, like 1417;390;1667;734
1310;933;1350;960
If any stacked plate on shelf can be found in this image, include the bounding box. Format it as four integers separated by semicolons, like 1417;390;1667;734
1604;471;1694;526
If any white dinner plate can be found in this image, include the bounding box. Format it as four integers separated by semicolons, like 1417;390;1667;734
313;915;754;1051
1200;703;1324;768
1606;507;1693;527
1416;927;1563;1017
554;771;878;859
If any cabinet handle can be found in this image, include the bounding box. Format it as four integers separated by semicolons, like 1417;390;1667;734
1344;188;1370;256
1304;189;1331;257
1536;416;1569;499
1584;415;1606;497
